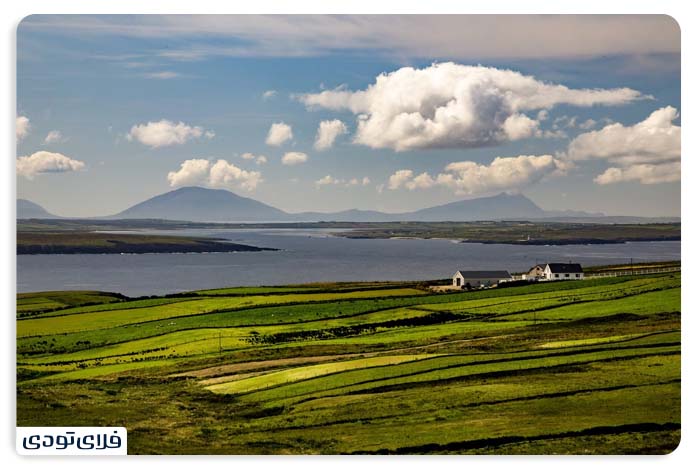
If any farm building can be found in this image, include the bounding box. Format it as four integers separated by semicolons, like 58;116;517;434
452;270;512;288
524;264;546;281
544;263;584;280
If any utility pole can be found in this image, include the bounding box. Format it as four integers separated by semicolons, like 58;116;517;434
631;258;634;275
218;331;222;355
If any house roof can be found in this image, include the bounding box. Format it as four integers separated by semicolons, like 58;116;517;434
528;264;545;272
546;263;583;273
455;270;512;279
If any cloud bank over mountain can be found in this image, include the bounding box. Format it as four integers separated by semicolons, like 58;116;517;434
167;159;262;191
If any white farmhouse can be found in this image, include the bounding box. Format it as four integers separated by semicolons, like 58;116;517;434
543;263;584;281
452;270;512;289
523;264;546;281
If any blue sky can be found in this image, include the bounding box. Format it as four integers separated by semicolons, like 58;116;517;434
16;15;681;217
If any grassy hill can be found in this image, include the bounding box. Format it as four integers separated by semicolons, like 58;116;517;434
16;273;680;454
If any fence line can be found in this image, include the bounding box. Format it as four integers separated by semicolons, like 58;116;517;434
584;266;680;279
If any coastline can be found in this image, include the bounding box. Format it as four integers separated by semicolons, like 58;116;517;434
341;235;681;245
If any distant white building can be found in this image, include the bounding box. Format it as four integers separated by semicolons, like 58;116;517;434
452;270;512;289
543;263;584;281
523;264;546;281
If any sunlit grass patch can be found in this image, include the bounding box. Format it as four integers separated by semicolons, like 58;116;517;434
206;354;439;394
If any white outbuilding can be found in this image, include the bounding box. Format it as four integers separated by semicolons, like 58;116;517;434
452;270;512;289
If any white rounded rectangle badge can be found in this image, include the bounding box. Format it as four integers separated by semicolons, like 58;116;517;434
17;427;127;455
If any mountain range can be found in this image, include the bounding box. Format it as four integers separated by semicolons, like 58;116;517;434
17;186;679;223
110;187;593;222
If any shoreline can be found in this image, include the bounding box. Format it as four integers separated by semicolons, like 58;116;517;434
17;243;277;255
341;235;681;245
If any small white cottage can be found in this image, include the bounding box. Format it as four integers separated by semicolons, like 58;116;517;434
543;263;584;281
452;270;512;289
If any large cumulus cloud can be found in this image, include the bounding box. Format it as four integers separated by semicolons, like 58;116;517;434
298;62;645;151
567;106;680;185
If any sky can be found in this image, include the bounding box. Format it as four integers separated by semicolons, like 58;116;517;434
16;14;681;218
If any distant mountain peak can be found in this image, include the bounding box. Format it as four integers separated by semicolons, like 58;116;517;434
17;199;59;219
112;186;288;222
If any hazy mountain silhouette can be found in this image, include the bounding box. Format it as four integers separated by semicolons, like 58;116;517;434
20;187;679;223
112;186;289;222
17;199;59;219
110;187;604;222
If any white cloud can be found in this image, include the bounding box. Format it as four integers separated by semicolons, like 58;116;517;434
568;106;680;164
502;114;541;140
408;173;437;190
387;154;559;195
44;130;66;144
567;106;680;185
127;119;212;148
262;90;277;100
209;159;262;191
31;16;678;61
554;115;596;130
240;152;268;165
145;71;180;79
266;122;293;146
166;158;210;187
437;155;560;195
298;63;644;151
388;170;437;190
537;110;549;121
17;116;30;140
388;170;413;190
594;163;680;185
317;174;371;188
281;151;307;165
314;119;347;150
578;118;597;130
316;175;342;186
167;158;262;191
17;151;85;179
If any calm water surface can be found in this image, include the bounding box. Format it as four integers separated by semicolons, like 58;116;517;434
17;228;681;296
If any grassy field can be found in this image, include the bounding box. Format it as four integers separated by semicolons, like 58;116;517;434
16;272;680;454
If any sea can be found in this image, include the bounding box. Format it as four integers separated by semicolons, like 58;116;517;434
17;228;681;297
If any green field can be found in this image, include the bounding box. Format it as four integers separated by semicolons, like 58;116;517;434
16;273;681;454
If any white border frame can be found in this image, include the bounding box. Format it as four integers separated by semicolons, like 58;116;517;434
2;2;690;467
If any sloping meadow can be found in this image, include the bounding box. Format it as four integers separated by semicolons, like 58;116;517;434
17;274;680;454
